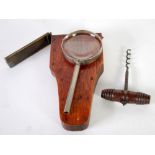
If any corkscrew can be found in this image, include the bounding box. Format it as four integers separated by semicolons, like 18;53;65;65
101;49;150;105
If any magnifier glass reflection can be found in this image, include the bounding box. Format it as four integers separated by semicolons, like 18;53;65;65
61;30;103;113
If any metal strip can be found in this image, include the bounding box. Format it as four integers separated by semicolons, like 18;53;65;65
5;32;51;67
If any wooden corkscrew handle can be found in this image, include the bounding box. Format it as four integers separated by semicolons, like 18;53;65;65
101;89;150;105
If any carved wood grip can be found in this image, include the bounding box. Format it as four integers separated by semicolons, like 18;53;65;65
101;89;150;105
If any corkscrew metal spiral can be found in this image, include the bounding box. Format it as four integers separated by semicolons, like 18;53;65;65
124;49;131;91
126;49;131;70
101;49;150;105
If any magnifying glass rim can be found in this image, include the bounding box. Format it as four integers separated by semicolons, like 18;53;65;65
61;30;103;65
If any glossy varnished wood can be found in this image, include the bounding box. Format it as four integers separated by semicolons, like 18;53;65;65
50;34;104;131
101;89;150;105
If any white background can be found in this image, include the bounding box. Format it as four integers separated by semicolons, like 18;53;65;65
0;19;155;134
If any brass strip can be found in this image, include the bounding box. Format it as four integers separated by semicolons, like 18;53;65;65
5;32;51;67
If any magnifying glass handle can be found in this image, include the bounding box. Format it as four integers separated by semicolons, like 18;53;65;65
64;63;80;113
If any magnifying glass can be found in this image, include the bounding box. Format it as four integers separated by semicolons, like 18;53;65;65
61;30;103;113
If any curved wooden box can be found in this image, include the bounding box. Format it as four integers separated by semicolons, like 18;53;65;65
50;34;104;131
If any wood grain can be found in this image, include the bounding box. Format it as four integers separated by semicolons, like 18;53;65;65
101;89;150;105
50;34;104;131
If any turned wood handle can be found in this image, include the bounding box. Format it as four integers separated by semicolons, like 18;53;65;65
101;89;150;105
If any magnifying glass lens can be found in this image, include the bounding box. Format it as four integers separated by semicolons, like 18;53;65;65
63;34;101;60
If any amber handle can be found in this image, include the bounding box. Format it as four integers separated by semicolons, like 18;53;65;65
101;89;150;105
